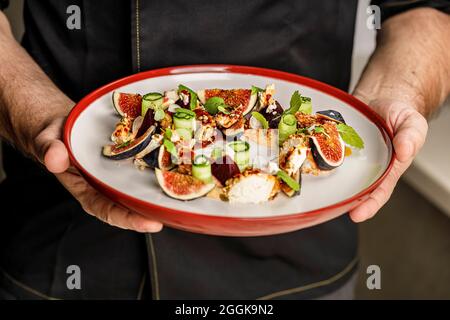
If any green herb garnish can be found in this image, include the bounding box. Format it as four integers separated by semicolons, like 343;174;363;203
116;140;131;149
251;85;264;95
283;91;302;115
251;111;269;129
175;108;196;118
277;170;300;191
178;84;198;110
164;127;173;140
204;97;225;115
336;123;364;149
163;139;178;158
218;105;231;114
284;91;312;115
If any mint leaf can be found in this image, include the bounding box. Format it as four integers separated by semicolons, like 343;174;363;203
251;111;269;129
277;170;300;191
283;91;302;115
337;123;364;149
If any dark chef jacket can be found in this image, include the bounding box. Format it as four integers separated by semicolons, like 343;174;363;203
1;0;448;300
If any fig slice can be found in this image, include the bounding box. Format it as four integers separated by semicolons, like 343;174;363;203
316;110;346;124
112;91;142;120
310;122;345;170
261;101;284;129
102;125;156;160
155;168;215;201
197;88;256;115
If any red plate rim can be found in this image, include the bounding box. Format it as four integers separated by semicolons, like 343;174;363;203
63;64;395;223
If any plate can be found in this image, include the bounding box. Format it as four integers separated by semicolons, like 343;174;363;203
64;65;394;236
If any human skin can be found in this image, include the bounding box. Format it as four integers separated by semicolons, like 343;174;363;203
0;8;448;231
351;8;450;222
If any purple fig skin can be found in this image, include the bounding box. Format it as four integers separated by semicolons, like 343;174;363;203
136;109;157;138
262;101;284;129
211;156;240;186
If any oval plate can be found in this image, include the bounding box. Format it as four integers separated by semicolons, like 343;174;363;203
64;65;394;236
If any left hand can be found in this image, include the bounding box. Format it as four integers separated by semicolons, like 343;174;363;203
348;96;428;222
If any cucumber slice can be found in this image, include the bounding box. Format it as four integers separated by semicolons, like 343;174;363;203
228;141;250;171
176;128;193;140
278;114;297;144
142;92;163;116
173;113;195;131
192;155;213;183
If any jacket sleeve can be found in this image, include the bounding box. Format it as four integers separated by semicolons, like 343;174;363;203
0;0;9;11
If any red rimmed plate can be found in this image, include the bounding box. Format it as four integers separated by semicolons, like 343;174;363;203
64;65;394;236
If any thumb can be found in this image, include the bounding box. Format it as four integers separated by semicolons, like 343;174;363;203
35;117;70;174
392;109;428;163
43;139;70;173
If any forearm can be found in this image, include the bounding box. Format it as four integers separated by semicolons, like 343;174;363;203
354;8;450;117
0;11;72;157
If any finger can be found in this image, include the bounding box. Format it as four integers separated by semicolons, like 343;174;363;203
56;171;163;233
349;159;410;222
392;109;428;162
91;200;164;233
34;117;70;173
44;139;70;173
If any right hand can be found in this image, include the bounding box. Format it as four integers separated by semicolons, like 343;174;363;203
34;115;163;233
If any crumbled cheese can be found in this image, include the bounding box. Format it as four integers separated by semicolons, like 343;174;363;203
268;161;280;175
168;103;179;113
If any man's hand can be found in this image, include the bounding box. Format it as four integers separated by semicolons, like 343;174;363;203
0;11;162;232
349;8;449;222
34;115;163;233
349;97;428;222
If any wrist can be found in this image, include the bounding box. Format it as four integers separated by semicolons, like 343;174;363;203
353;78;428;118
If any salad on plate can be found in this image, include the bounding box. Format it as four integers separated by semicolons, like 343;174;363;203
102;84;364;204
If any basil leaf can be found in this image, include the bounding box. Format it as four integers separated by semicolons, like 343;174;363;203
251;111;269;129
204;97;225;115
337;123;364;149
178;84;198;110
277;170;300;191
